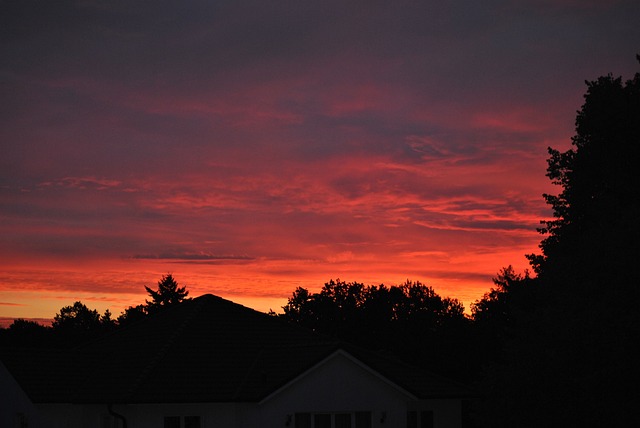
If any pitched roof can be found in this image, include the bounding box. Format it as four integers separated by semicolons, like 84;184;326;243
0;348;79;403
1;294;473;404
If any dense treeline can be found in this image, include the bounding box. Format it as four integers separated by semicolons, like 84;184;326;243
279;279;473;380
0;274;189;347
1;58;638;427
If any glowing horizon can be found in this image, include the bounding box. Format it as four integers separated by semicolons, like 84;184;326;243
2;0;639;327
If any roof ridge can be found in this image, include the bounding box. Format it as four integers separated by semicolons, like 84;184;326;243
262;340;338;350
122;298;207;400
340;343;476;398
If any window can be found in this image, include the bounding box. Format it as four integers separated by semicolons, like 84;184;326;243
420;411;434;428
355;412;371;428
184;416;201;428
407;410;434;428
295;413;311;428
164;416;201;428
295;412;371;428
164;416;181;428
314;414;331;428
334;413;351;428
407;411;418;428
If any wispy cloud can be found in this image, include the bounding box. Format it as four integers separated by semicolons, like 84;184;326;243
39;177;123;190
1;0;638;318
132;252;254;262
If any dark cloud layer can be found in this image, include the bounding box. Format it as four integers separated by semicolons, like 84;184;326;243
1;0;639;319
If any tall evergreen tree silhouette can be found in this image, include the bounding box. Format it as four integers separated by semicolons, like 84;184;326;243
144;274;190;314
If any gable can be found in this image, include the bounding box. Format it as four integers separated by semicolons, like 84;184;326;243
262;349;417;407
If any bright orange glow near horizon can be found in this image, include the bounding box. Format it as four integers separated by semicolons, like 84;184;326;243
1;237;539;325
2;1;639;327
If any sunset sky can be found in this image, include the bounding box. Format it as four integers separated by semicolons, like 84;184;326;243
1;0;639;326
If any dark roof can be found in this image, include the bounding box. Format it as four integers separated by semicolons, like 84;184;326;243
0;348;79;403
1;294;473;403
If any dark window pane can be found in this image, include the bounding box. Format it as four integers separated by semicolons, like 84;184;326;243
355;412;372;428
295;413;311;428
164;416;180;428
185;416;201;428
407;411;417;428
314;413;331;428
335;413;352;428
420;411;434;428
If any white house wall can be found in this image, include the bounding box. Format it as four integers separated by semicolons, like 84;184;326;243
250;351;462;428
37;402;245;428
35;403;82;428
26;352;462;428
0;361;41;428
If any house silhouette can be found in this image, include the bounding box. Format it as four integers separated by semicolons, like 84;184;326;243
1;294;472;428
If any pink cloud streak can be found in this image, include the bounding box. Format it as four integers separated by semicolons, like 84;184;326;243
2;0;638;322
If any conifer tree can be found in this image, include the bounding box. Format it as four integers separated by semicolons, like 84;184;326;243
144;274;190;313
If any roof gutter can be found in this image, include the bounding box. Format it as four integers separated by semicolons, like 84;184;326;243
108;403;128;428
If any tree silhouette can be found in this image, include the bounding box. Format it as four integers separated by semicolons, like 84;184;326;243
50;301;114;344
281;279;471;379
0;319;53;348
144;274;190;314
116;304;147;326
471;266;534;330
529;58;640;288
52;301;102;331
2;275;192;346
478;57;640;427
